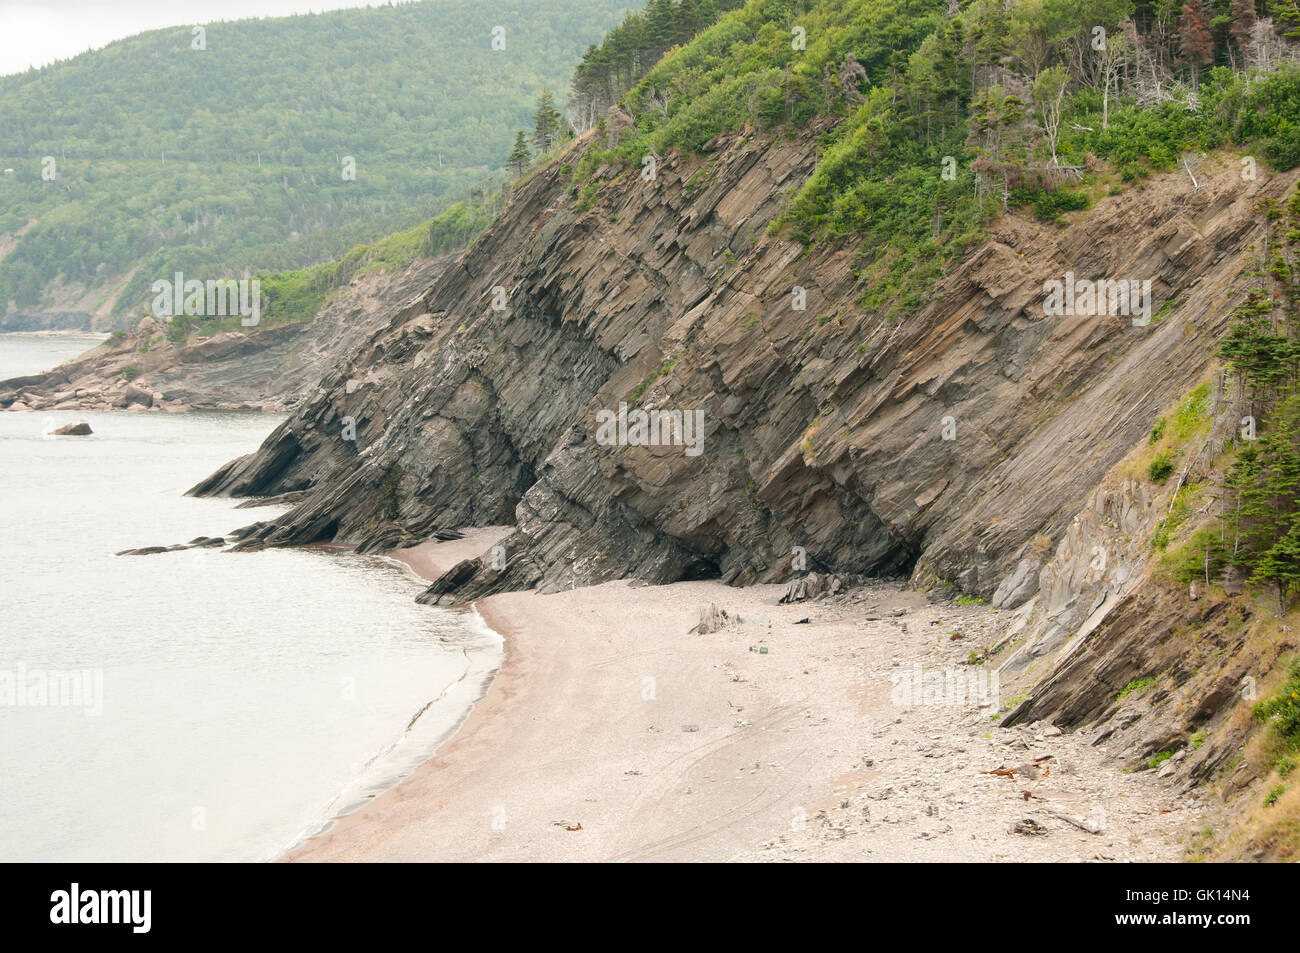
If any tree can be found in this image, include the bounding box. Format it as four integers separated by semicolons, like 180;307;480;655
532;87;563;155
1032;65;1069;165
1270;0;1300;39
507;131;531;176
1096;27;1132;129
1178;0;1215;86
675;0;703;44
1230;0;1259;61
967;85;1031;207
1253;525;1300;613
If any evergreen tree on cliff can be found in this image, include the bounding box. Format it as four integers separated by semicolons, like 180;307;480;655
1230;0;1258;58
1178;0;1215;85
507;131;531;176
533;87;563;154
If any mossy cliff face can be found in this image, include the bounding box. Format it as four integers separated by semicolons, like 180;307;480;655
191;128;1298;611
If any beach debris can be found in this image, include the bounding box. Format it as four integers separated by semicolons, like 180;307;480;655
689;603;735;634
1039;809;1104;834
1012;818;1050;836
748;645;769;654
793;617;810;624
565;823;582;832
682;724;699;732
980;755;1055;781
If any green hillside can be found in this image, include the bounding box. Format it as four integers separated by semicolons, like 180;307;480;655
0;0;633;321
574;0;1300;317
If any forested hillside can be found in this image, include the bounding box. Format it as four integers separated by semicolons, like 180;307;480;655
0;0;633;323
574;0;1300;315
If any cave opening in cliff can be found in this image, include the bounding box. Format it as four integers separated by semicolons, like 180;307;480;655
677;557;721;581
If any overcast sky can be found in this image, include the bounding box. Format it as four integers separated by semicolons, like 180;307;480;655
0;0;389;76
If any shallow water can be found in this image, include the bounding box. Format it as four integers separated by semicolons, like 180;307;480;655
0;334;498;861
0;331;106;381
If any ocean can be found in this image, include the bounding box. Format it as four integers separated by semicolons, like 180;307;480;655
0;333;500;861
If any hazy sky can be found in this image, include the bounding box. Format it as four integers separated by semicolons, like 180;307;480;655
0;0;390;76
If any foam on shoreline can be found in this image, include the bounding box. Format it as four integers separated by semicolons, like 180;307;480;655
274;529;512;860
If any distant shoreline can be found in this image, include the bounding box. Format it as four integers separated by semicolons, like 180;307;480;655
0;329;108;338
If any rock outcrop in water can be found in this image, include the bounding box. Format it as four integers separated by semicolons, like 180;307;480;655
50;421;92;436
188;127;1298;616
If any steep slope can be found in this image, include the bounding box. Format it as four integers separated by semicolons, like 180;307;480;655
188;121;1298;606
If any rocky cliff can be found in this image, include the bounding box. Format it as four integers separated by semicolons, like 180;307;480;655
189;127;1297;612
173;121;1300;858
0;255;449;413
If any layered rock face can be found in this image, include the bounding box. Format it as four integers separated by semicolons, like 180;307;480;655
0;256;448;413
189;127;1298;612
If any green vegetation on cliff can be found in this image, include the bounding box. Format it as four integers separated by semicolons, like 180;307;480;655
572;0;1300;317
1156;186;1300;612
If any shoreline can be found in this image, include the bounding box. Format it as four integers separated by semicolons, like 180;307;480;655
284;544;1201;862
275;527;513;858
0;329;109;338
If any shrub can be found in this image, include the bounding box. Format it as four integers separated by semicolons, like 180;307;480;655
1254;659;1300;755
1117;676;1157;701
1149;450;1176;483
1162;528;1229;585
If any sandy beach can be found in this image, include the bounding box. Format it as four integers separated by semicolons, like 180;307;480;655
288;533;1202;863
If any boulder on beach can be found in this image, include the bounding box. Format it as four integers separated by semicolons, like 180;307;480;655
51;422;93;436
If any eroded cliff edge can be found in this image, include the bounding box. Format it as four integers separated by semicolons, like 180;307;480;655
190;127;1296;609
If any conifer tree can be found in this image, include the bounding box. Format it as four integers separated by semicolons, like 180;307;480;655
533;88;563;155
1230;0;1258;56
507;131;531;176
1253;524;1300;614
1178;0;1215;85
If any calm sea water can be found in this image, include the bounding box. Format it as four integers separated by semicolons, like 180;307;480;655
0;334;500;861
